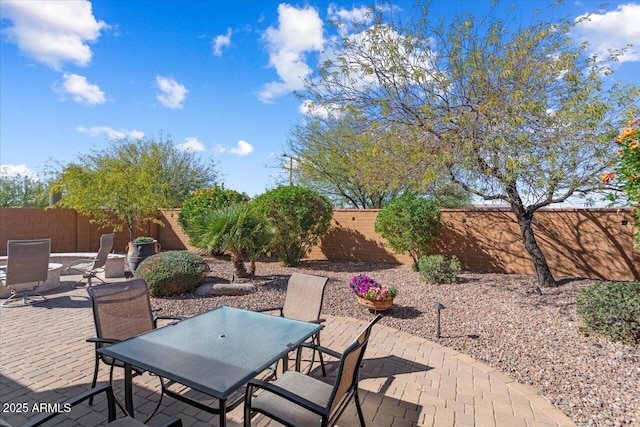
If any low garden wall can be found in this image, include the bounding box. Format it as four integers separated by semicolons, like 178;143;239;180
1;207;638;281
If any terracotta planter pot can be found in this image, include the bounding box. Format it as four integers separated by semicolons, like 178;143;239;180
356;295;393;311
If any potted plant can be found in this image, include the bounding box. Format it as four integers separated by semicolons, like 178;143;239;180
349;274;398;312
126;237;161;273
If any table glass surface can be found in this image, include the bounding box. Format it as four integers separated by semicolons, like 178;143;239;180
98;306;321;399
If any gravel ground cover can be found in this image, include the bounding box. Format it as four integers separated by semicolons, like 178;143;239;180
150;257;639;427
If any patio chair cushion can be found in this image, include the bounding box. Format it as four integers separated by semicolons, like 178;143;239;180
251;371;333;425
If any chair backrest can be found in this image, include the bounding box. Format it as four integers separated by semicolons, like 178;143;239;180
327;314;382;415
88;279;155;343
281;272;328;322
91;233;114;269
5;239;51;289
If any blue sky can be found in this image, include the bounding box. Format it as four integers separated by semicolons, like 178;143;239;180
1;1;639;198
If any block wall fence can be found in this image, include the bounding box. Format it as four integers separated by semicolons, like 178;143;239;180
1;207;638;281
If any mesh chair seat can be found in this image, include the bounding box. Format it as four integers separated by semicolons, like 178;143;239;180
245;314;383;427
88;279;183;422
250;371;333;425
258;272;329;375
1;239;51;308
69;233;114;287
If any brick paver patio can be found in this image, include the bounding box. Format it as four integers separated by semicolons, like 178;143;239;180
0;276;576;427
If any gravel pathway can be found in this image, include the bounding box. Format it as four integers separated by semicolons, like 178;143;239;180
150;258;639;427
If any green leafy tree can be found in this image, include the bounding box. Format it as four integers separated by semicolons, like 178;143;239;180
253;186;332;266
602;119;640;246
302;3;640;286
375;195;441;269
0;173;49;207
184;203;273;278
178;185;250;230
51;135;217;241
288;110;438;208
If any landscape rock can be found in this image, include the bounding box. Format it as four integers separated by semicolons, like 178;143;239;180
195;282;256;296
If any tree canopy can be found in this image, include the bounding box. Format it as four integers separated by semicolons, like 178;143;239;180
51;135;217;241
300;2;640;286
0;173;49;207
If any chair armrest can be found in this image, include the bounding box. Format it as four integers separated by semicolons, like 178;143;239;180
154;315;187;327
246;379;328;417
298;342;341;359
86;337;120;345
23;384;116;427
255;306;284;316
66;258;97;271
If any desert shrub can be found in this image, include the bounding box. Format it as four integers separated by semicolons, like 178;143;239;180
178;185;250;230
375;195;441;270
253;186;332;266
576;281;640;345
418;255;462;284
135;250;207;297
184;203;273;278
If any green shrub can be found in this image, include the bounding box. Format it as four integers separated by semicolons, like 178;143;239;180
178;185;250;230
418;255;462;284
133;236;154;243
375;195;441;270
253;186;332;267
576;281;640;345
184;203;273;278
134;251;207;297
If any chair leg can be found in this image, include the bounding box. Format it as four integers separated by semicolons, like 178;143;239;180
108;365;128;414
88;354;100;405
143;375;165;424
315;332;326;377
0;291;46;307
244;385;253;427
354;389;366;427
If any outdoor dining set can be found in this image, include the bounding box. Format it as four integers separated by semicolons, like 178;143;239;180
0;237;382;427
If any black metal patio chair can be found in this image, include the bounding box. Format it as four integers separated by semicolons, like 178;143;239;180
22;384;182;427
244;314;382;427
257;272;329;375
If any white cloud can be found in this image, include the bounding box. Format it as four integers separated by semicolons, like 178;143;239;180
0;164;39;180
177;137;205;152
0;0;107;70
77;125;144;140
327;4;373;24
155;76;188;109
573;4;640;63
212;28;232;57
215;140;254;156
55;73;106;105
299;100;344;118
229;140;253;156
258;4;324;103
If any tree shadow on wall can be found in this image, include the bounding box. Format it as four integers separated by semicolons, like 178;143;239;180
318;224;400;263
533;211;639;281
434;211;534;274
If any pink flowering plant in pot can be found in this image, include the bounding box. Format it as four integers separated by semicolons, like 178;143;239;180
349;274;397;301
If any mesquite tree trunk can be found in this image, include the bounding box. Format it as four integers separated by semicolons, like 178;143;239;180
511;204;557;287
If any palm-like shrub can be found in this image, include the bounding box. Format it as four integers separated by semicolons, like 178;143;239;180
184;203;273;278
179;185;250;255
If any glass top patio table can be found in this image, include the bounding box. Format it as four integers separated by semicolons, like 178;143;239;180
97;305;322;425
